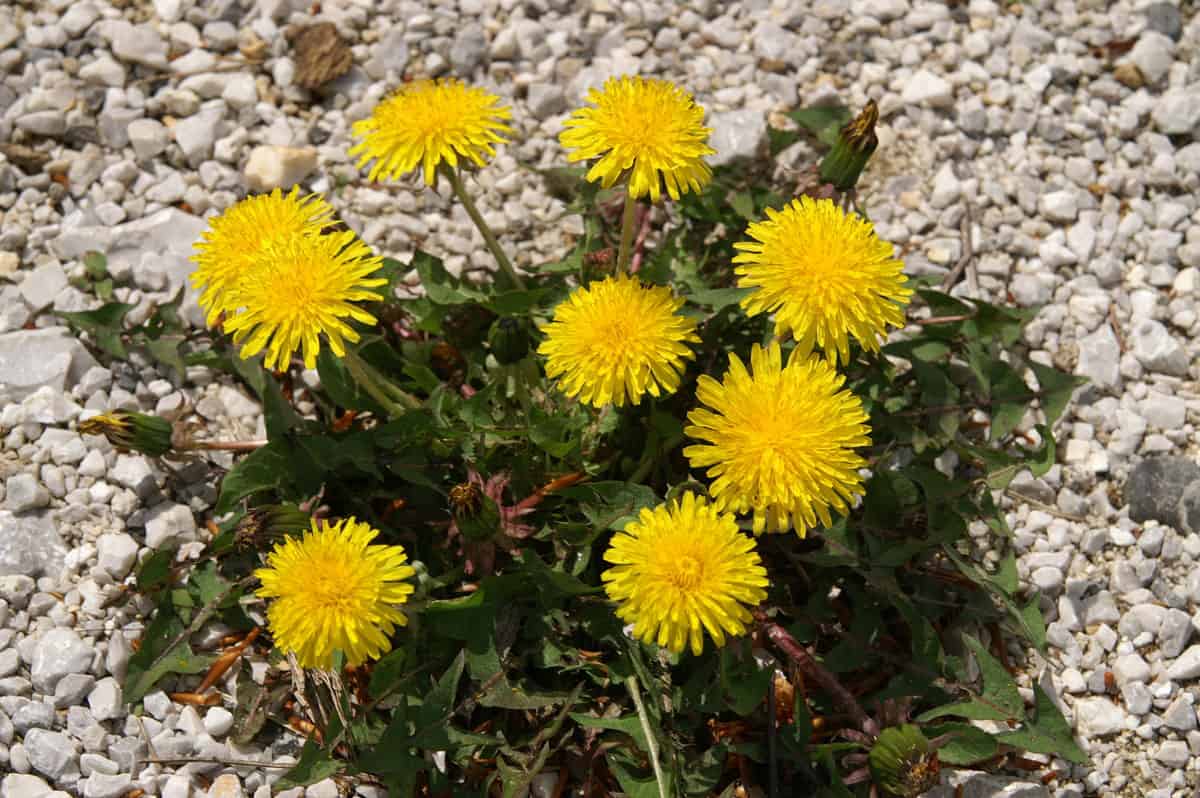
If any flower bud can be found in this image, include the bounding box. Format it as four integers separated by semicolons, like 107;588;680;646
868;724;940;798
488;317;532;364
235;504;311;550
78;411;173;457
818;100;878;192
449;481;501;542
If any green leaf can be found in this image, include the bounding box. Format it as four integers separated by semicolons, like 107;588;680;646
124;598;215;704
214;441;294;515
729;192;755;221
1017;597;1048;653
997;685;1087;763
685;287;754;310
918;635;1024;723
993;551;1019;596
569;713;649;752
135;548;174;594
369;649;409;701
83;250;108;279
143;337;186;380
923;722;998;766
58;302;134;359
414;250;486;305
1029;361;1085;426
274;739;344;790
410;650;466;747
788;105;852;147
558;481;659;531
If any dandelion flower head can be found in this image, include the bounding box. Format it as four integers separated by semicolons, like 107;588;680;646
190;187;335;326
684;341;870;536
537;274;699;407
254;517;416;670
734;197;912;364
349;78;512;186
559;75;715;202
222;230;386;371
602;493;768;655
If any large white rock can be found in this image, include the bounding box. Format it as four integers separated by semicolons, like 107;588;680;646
1153;83;1200;135
31;629;95;693
1072;696;1126;737
0;328;98;400
243;145;319;192
901;69;953;107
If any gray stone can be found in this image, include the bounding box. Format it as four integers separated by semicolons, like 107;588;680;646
173;104;223;166
24;729;77;781
96;533;138;580
1167;645;1200;680
144;502;196;549
527;83;566;118
0;328;98;400
1112;653;1151;685
926;771;1049;798
78;56;125;88
109;455;156;498
1145;2;1183;40
1073;696;1126;737
61;3;100;36
106;20;168;68
1163;694;1197;731
1155;740;1190;768
1039;189;1078;223
80;772;132;798
1179;480;1200;535
1130;319;1190;376
1075;324;1121;391
86;677;121;722
449;24;486;75
127;119;169;161
901;69;953;107
1127;32;1175;86
4;475;50;513
31;629;94;693
1128;456;1200;526
17;112;67;138
1;774;55;798
707;109;766;167
53;673;95;709
17;263;68;312
1153;84;1200;135
0;512;65;578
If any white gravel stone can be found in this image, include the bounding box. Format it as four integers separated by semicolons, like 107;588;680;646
143;503;197;549
95;534;138;580
1167;645;1200;681
1073;697;1127;737
31;629;94;693
901;69;952;107
203;706;234;737
243;145;318;192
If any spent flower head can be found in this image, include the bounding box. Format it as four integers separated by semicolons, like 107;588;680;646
538;274;699;408
734;197;912;364
190;188;336;326
221;230;387;372
684;341;870;536
560;75;714;202
349;78;512;186
602;493;768;655
254;517;415;670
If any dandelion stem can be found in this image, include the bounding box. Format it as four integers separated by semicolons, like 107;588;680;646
626;676;668;798
443;165;526;291
344;349;420;415
758;614;871;731
185;440;269;452
616;187;638;273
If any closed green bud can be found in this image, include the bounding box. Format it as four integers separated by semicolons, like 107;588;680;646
818;100;878;192
868;725;940;798
79;410;173;457
235;504;311;550
449;481;501;542
488;317;532;364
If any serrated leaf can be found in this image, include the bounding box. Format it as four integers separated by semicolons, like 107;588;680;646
685;287;754;310
369;648;409;701
569;713;649;751
214;441;294;515
923;722;998;765
1029;361;1085;426
414;250;486;305
58;302;134;358
788;105;852;147
997;685;1087;763
963;634;1024;720
83;250;108;279
124;599;215;704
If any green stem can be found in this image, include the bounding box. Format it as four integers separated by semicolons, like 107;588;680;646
442;165;526;290
343;349;420;415
616;187;638;274
626;676;668;798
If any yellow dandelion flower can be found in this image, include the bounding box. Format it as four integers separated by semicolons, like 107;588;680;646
254;517;416;670
559;75;714;202
733;197;912;364
221;230;386;372
602;493;768;655
190;188;335;326
349;78;512;186
684;341;871;536
537;274;699;407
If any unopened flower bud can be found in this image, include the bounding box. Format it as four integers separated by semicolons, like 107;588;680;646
78;411;173;457
868;725;940;798
449;481;500;542
818;100;878;192
488;317;532;364
235;504;311;550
